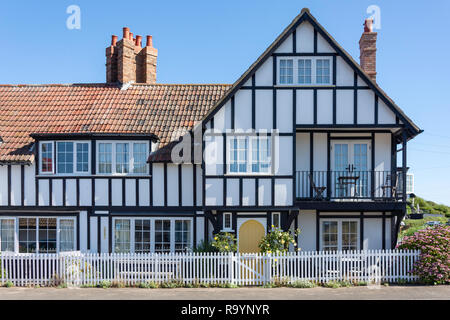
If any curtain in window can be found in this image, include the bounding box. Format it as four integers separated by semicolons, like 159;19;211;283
116;143;130;173
175;220;190;253
0;219;15;252
114;219;131;253
98;143;112;173
59;219;75;252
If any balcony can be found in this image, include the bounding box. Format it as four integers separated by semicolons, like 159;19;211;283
296;170;406;201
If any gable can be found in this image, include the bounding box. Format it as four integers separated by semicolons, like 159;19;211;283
203;9;421;138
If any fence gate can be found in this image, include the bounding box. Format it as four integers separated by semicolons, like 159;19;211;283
234;254;268;285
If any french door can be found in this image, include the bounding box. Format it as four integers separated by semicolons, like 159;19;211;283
331;140;371;198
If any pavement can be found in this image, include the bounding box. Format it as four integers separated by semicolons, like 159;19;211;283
0;285;449;300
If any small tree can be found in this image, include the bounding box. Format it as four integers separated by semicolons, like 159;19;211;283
397;225;449;284
258;226;300;254
211;232;237;253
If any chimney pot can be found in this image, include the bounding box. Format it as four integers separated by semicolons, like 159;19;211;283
129;32;133;41
111;35;118;46
123;27;130;39
136;35;142;47
146;35;153;47
364;18;373;33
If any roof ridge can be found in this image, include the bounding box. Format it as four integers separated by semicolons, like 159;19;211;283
0;83;232;88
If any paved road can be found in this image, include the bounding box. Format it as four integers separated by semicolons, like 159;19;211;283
0;285;448;300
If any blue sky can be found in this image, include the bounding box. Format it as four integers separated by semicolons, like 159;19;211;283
1;0;449;205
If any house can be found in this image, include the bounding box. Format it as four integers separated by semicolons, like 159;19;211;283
0;9;421;254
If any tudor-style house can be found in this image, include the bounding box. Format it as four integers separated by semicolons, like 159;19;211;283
0;9;421;254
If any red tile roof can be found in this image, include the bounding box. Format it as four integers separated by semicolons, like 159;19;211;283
0;83;231;163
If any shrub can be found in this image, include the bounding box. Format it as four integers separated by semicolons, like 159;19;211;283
289;280;317;288
397;225;449;284
322;281;341;288
4;281;13;288
98;280;112;288
211;232;237;253
193;240;217;253
258;226;300;254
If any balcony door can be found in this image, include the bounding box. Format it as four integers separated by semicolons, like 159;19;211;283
331;140;371;198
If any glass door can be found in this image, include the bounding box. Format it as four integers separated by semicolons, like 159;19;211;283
331;140;371;198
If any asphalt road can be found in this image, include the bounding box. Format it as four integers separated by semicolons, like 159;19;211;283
0;285;448;300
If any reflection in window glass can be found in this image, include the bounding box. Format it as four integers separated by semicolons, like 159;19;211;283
175;220;190;253
41;142;53;173
133;143;147;173
134;219;151;253
342;221;358;251
57;142;74;174
322;221;338;251
0;219;15;252
114;219;131;253
76;143;89;172
38;218;57;253
280;59;293;84
19;218;37;253
155;220;171;253
98;143;112;173
116;143;130;173
60;219;75;252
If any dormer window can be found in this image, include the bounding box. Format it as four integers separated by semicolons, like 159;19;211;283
278;57;332;85
97;141;149;175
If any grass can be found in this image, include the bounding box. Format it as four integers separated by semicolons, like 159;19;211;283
400;215;448;238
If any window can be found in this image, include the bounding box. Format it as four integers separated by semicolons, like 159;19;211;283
0;219;15;252
175;220;191;253
155;220;171;253
97;141;149;175
114;219;131;253
316;59;330;84
229;137;247;173
16;217;75;253
279;59;293;84
115;143;129;173
278;57;332;85
112;218;192;253
40;141;90;175
134;219;151;253
272;213;280;229
228;136;272;174
133;143;147;173
223;213;232;231
98;143;112;174
321;220;359;251
57;142;74;173
40;142;53;173
298;59;312;84
76;143;89;172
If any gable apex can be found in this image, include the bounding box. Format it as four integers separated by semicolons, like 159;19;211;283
202;9;421;139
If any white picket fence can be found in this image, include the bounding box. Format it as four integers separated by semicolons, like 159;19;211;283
0;249;420;287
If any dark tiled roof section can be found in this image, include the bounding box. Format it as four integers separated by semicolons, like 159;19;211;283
0;83;231;163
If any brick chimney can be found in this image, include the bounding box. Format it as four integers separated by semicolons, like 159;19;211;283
106;27;158;84
359;18;377;81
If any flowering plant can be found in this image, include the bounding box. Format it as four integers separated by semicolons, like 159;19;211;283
258;226;300;254
397;225;449;284
211;232;237;252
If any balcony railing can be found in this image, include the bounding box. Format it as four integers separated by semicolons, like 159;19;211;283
296;170;404;201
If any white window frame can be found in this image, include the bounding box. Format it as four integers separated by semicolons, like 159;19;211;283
277;57;333;86
0;216;77;253
96;141;150;176
112;217;193;253
39;141;54;175
56;141;91;175
320;219;360;251
222;213;233;231
226;135;272;175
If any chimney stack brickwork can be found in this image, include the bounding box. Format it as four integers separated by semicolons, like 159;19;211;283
106;27;157;84
359;18;377;81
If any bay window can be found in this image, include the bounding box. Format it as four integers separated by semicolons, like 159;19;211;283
0;217;76;253
228;136;272;174
113;217;192;253
97;141;149;175
321;219;359;251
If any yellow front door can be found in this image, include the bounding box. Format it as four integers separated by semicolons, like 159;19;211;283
238;220;265;253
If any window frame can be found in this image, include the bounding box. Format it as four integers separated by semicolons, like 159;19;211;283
271;212;281;229
112;217;193;253
0;216;76;253
222;213;233;231
226;135;272;175
320;219;360;251
39;141;54;174
96;140;150;176
277;57;333;86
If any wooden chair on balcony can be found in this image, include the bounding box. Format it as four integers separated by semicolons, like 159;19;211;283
381;174;398;200
309;174;326;200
